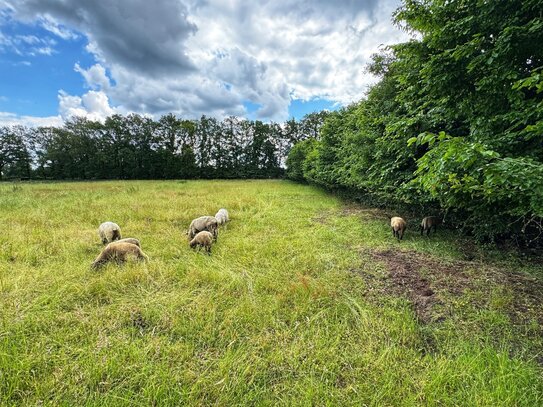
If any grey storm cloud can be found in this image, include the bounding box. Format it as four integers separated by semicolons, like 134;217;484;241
4;0;197;75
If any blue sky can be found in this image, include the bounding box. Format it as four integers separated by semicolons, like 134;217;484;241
0;21;94;117
0;0;407;126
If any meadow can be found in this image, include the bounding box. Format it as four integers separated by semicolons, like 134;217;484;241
0;180;542;406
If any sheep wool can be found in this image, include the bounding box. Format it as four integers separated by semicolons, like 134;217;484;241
215;208;229;226
390;217;407;240
91;241;149;269
188;216;218;240
190;231;214;254
420;216;442;236
98;222;122;244
115;237;141;247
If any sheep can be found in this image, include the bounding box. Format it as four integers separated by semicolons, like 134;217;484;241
215;208;229;227
390;216;407;240
98;222;122;244
91;241;149;269
188;216;218;240
115;237;141;247
189;231;214;254
420;216;442;236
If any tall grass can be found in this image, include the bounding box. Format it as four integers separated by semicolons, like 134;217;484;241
0;180;541;405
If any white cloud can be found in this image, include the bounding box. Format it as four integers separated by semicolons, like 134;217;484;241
35;46;54;55
39;15;78;40
74;63;111;91
58;89;116;122
1;0;410;122
0;28;57;56
0;111;63;127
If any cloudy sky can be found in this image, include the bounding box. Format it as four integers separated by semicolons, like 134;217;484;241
0;0;409;126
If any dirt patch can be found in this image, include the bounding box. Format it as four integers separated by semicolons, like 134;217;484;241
358;248;543;327
363;249;471;323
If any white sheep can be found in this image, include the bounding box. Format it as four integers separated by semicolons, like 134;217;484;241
98;222;122;244
215;208;229;227
188;216;218;240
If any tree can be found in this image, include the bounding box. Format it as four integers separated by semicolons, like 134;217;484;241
287;0;543;243
0;126;32;179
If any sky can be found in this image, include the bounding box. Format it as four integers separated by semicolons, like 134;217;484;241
0;0;409;126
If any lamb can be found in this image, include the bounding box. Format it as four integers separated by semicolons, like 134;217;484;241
115;237;141;247
215;208;229;227
420;216;442;236
188;216;218;240
189;231;214;254
91;241;149;269
98;222;122;244
390;216;407;240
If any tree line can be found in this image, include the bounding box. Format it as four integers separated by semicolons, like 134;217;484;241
0;112;328;180
286;0;543;245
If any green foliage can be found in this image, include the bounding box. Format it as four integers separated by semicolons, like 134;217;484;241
0;126;32;180
0;113;329;181
287;0;543;243
412;132;543;239
285;138;317;181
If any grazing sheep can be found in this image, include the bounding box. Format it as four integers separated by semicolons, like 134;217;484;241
91;241;149;269
115;237;141;247
390;216;407;240
215;208;229;227
98;222;122;244
188;216;218;240
420;216;442;236
189;231;214;254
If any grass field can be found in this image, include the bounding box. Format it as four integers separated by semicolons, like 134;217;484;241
1;180;542;406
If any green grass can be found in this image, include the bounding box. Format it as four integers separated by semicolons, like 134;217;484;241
0;180;542;406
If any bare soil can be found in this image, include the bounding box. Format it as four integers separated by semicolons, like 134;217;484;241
358;248;543;327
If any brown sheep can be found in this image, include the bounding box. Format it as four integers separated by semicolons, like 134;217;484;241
189;231;213;254
390;216;407;240
188;216;218;240
91;241;149;269
115;237;141;247
420;216;442;236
